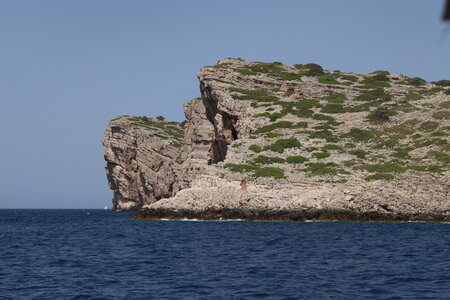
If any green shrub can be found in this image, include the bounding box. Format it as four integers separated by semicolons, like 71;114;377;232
339;74;359;82
255;112;271;118
233;62;284;77
224;163;257;173
360;74;391;88
341;128;376;142
253;121;294;134
265;132;284;138
156;115;165;121
384;124;415;138
434;80;450;86
439;101;450;109
322;92;347;103
303;63;325;76
407;77;426;86
414;138;448;148
296;109;314;118
232;142;242;148
403;91;423;101
253;155;285;165
318;74;341;85
390;101;418;113
297;98;321;109
354;88;392;102
417;87;443;96
313;152;331;159
300;162;349;177
346;101;382;112
365;173;395;181
295;122;308;128
211;63;232;69
286;155;309;164
275;72;304;81
408;165;445;173
254;167;285;179
393;148;411;159
255;112;283;121
428;151;450;163
249;144;262;153
404;119;421;127
361;163;406;173
367;106;390;123
432;111;450;120
345;143;356;148
229;87;278;102
321;103;346;113
314;123;334;130
304;147;319;152
312;114;337;122
128;116;184;141
370;70;390;76
419;121;439;132
342;159;358;166
321;144;345;152
431;131;448;137
350;149;368;159
318;73;357;85
309;130;338;142
264;138;301;153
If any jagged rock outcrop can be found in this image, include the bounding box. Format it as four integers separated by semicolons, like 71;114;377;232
102;117;184;210
103;58;450;221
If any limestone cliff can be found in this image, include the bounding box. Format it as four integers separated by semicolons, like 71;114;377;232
103;58;450;221
102;117;184;210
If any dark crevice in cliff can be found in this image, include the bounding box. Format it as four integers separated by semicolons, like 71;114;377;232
200;81;233;165
221;112;238;144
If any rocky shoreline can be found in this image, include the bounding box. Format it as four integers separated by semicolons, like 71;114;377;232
132;207;450;223
103;58;450;222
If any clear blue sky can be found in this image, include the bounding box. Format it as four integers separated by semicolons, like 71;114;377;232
0;1;448;208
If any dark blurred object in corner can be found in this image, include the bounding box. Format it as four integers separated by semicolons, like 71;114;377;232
444;0;450;20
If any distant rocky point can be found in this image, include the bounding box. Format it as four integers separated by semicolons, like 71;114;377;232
102;58;450;221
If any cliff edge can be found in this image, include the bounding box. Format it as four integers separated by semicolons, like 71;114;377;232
103;58;450;221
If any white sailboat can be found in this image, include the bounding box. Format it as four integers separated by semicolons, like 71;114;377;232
104;205;108;210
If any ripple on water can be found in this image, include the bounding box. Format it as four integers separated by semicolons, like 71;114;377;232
1;210;450;299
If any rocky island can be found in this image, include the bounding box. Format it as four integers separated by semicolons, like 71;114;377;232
102;58;450;222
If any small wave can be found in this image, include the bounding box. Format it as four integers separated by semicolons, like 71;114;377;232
181;218;203;221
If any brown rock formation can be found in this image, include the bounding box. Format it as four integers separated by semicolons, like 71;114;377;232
102;117;183;211
102;58;450;221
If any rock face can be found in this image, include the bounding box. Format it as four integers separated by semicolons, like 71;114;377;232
103;58;450;221
102;117;184;210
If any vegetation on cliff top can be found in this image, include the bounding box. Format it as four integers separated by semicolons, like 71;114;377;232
114;116;185;148
111;59;449;183
212;59;449;182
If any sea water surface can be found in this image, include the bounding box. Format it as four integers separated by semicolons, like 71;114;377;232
1;210;450;299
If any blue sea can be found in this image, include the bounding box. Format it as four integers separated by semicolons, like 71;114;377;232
1;210;450;299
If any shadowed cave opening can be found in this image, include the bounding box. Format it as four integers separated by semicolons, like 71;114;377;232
199;82;239;165
221;112;238;144
209;112;238;165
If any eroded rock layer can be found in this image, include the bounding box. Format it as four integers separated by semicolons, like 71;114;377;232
102;117;184;210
